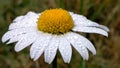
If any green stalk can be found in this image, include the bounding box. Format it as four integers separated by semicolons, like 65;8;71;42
82;60;86;68
78;59;86;68
80;0;85;14
60;0;65;9
90;3;105;20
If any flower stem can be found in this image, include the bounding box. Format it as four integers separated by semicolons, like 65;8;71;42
52;56;57;68
79;0;84;14
82;60;86;68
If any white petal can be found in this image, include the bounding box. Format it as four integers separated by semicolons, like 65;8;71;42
58;36;72;63
65;32;96;60
2;31;14;43
2;27;37;43
13;11;37;23
9;19;37;30
74;45;89;60
14;32;38;52
99;25;109;32
67;32;96;55
44;36;59;64
6;33;24;44
70;12;97;26
9;22;36;30
69;12;109;32
30;32;52;61
7;30;37;44
73;33;96;55
9;12;39;30
72;26;108;37
13;16;24;22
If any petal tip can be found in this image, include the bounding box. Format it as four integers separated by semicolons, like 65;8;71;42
104;33;109;37
83;57;89;60
14;46;21;52
30;53;34;59
1;35;7;43
14;49;20;52
33;58;38;61
92;51;96;55
1;38;5;43
65;61;70;64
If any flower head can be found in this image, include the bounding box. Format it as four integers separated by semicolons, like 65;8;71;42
2;8;109;64
37;9;74;34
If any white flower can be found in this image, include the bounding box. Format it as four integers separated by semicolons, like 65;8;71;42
1;9;109;64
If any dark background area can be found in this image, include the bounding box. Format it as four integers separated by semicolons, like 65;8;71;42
0;0;120;68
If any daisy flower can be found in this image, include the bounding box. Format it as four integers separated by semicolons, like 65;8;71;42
1;8;109;64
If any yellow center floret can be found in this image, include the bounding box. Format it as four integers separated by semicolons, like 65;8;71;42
37;8;74;34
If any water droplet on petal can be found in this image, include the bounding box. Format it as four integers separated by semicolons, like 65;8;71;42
73;36;78;40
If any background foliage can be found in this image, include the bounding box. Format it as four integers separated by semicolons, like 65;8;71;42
0;0;120;68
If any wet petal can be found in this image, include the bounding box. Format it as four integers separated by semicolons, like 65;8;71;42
9;12;39;30
44;36;59;64
72;26;108;37
70;12;109;32
13;16;24;22
65;32;96;60
2;27;37;43
30;32;52;60
14;33;38;52
59;36;72;63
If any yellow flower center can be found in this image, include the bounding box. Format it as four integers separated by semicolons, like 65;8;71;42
37;8;74;34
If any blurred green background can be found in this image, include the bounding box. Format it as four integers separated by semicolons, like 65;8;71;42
0;0;120;68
